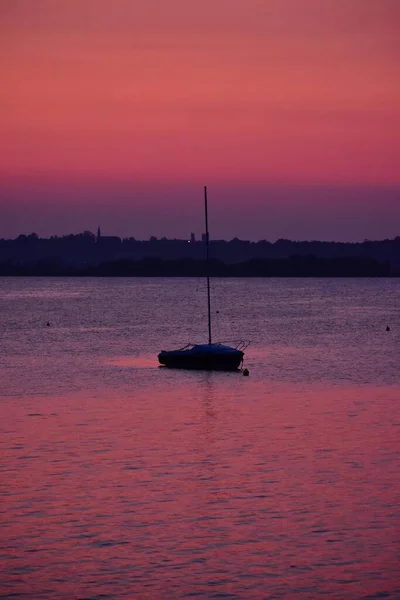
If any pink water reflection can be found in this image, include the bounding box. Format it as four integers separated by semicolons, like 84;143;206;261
1;380;399;599
107;354;160;369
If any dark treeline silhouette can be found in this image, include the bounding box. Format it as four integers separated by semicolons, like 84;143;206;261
0;256;393;277
0;231;399;276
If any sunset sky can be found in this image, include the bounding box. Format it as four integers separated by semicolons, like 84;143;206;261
1;0;399;241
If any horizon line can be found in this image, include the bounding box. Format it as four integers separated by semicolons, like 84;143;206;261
2;231;400;245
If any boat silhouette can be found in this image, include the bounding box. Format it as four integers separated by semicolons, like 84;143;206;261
158;186;249;371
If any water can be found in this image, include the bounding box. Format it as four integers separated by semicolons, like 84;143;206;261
0;277;399;599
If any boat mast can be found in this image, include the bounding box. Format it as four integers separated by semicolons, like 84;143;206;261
204;185;212;345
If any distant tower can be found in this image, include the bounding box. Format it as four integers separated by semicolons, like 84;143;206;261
96;226;101;242
190;232;196;243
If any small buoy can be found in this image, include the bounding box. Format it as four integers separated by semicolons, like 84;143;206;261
386;326;390;332
216;310;219;314
46;321;50;327
242;368;249;376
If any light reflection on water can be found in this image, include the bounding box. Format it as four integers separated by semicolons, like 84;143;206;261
107;355;160;369
0;277;399;599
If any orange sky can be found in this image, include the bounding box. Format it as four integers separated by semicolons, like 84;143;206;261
0;0;399;240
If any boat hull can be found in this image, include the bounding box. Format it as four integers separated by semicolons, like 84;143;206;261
158;345;244;371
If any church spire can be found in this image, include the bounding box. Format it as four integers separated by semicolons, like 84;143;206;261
96;226;101;242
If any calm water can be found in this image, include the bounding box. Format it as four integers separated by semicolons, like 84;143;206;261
0;277;399;599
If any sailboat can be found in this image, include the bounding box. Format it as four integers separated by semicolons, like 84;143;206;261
158;186;248;371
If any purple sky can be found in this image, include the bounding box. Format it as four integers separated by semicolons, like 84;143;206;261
1;0;399;241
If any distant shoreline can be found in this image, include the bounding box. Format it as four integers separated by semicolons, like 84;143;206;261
0;256;397;278
2;235;399;277
1;275;398;278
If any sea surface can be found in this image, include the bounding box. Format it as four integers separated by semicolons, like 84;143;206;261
0;277;399;600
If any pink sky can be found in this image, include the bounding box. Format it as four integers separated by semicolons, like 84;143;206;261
0;0;399;240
